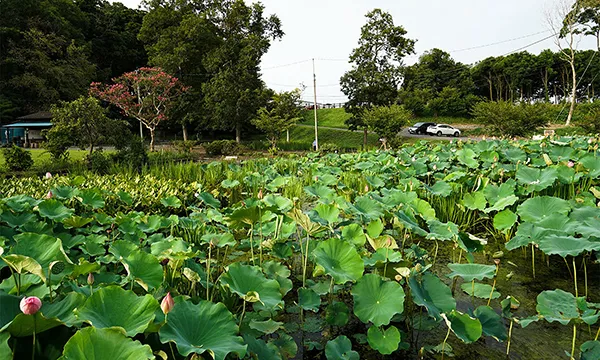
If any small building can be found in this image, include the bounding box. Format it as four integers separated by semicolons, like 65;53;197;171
1;111;53;148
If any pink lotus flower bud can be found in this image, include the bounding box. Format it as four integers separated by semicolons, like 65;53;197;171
364;185;369;193
567;160;575;168
46;191;53;199
257;189;263;200
45;172;52;179
87;273;94;285
161;292;174;315
20;296;42;315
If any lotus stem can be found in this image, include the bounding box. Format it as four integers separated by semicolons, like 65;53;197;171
506;318;514;356
433;240;439;266
595;326;599;341
329;276;335;305
571;324;577;360
584;257;588;299
573;257;578;298
532;244;535;279
487;278;497;307
258;206;263;267
48;270;52;303
302;233;310;288
206;243;212;300
441;324;451;360
249;225;255;266
471;279;475;307
169;342;176;360
564;257;573;279
383;246;390;276
239;299;246;332
32;315;36;360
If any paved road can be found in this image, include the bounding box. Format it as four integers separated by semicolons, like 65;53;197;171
298;124;472;141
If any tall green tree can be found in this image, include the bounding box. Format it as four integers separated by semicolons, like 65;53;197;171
47;96;126;155
340;9;415;149
202;0;283;143
252;88;303;148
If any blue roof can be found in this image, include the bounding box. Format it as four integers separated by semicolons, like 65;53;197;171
3;122;52;128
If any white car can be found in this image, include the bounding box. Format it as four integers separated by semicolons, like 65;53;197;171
426;124;461;137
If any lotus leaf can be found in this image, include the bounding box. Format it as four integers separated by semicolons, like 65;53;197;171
59;327;154;360
473;306;507;342
516;166;558;192
429;181;452;197
493;209;517;232
75;286;159;336
122;249;163;291
536;289;599;325
159;300;246;360
342;223;367;246
352;274;405;327
581;341;600;360
220;263;283;310
517;196;570;222
160;196;182;208
78;190;105;209
0;332;10;360
298;287;321;312
37;199;74;222
326;301;350;327
461;283;500;299
249;319;283;334
409;272;456;321
313;238;364;285
315;203;340;225
367;325;401;355
462;192;487;211
245;336;282;360
443;310;482;344
325;335;359;360
447;263;496;282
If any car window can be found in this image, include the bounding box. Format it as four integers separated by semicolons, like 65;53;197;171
414;122;423;126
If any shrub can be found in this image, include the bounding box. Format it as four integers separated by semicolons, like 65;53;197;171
363;104;412;148
42;129;71;160
471;101;551;137
112;136;148;171
86;150;112;174
3;145;34;171
203;140;242;156
573;102;600;134
172;140;196;154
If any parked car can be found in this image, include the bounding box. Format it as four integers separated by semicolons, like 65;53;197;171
408;122;437;135
426;124;461;137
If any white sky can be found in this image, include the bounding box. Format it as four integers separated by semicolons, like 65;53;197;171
116;0;596;103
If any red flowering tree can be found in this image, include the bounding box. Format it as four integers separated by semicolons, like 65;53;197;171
90;67;187;151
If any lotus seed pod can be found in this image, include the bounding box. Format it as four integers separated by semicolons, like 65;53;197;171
50;261;65;275
161;292;175;315
20;296;42;315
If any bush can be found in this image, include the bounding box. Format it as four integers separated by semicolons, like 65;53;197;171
42;129;71;160
363;104;412;148
573;102;600;134
3;146;34;171
112;136;148;171
86;150;112;174
203;140;243;156
471;101;551;137
172;140;196;154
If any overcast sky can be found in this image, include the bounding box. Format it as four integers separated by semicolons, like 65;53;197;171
116;0;595;102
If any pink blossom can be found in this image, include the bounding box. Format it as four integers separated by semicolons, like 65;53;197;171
45;172;52;179
46;191;53;199
161;292;174;315
20;296;42;315
567;160;575;168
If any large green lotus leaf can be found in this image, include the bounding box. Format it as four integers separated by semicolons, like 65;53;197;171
7;312;64;337
426;220;459;241
352;274;405;327
315;203;340;225
447;263;496;282
536;289;580;325
484;195;518;214
78;189;105;209
394;211;428;237
248;319;283;335
351;196;384;221
62;216;93;229
444;310;482;344
483;180;516;205
516;166;558;192
42;292;86;327
325;335;359;360
0;290;21;329
75;286;159;336
429;181;452;197
456;148;479;168
538;235;600;258
201;233;237;248
3;195;39;212
341;224;367;247
409;272;455;321
366;175;385;188
138;215;164;233
220;263;282;310
0;332;10;360
505;221;563;251
160;195;182;208
367;325;401;355
326;301;350;327
197;192;221;209
298;287;321;312
1;254;45;282
581;341;600;360
11;233;72;278
36;199;74;222
0;212;37;227
517;196;570;223
122;249;163;291
412;199;436;221
580;155;600;178
51;186;79;200
305;184;335;199
159;300;246;360
313;238;364;285
462;192;487;211
461;283;500;299
473;306;507;342
59;327;153;360
493;209;517;232
245;336;282;360
263;194;293;213
366;218;384;239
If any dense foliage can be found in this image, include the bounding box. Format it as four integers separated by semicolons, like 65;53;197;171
1;136;599;359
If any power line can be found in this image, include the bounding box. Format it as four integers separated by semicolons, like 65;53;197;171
449;30;552;53
501;33;556;56
262;59;311;70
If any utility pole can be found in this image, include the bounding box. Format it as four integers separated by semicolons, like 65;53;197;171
312;58;319;151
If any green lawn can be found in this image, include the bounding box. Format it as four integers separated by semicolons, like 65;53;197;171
0;149;90;168
300;108;351;129
286;126;379;149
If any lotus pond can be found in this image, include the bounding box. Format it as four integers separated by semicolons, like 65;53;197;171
1;137;600;360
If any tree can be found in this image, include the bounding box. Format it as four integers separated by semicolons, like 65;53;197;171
90;67;188;151
570;0;600;51
47;96;125;155
548;0;584;125
340;9;415;149
472;101;551;137
202;0;283;143
251;89;303;148
362;104;411;148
